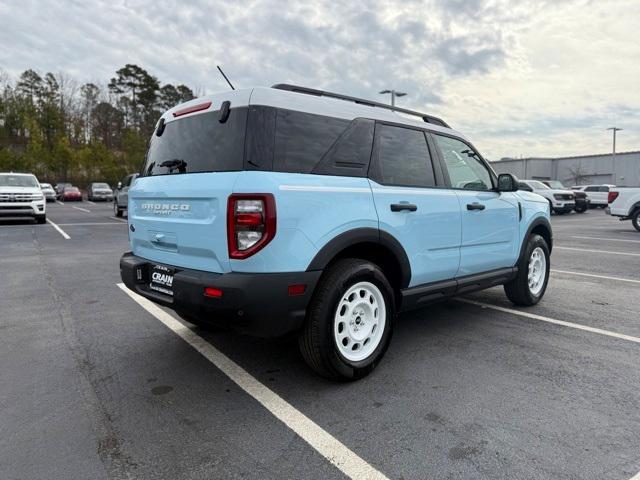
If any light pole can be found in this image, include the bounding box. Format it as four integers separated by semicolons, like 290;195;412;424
607;127;622;184
379;89;407;108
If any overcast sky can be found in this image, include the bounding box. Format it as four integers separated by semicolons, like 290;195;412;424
1;0;639;160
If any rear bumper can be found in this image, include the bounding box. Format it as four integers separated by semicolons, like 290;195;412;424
120;252;321;338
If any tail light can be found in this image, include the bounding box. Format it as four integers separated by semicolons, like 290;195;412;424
608;191;619;204
227;194;276;259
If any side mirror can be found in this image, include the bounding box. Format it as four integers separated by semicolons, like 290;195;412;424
497;173;518;192
117;181;122;190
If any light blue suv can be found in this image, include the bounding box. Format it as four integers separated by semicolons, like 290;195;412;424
120;84;552;380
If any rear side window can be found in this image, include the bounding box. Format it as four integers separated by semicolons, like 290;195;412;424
274;110;350;173
371;124;436;188
244;107;374;176
142;108;247;176
598;186;609;192
585;186;598;192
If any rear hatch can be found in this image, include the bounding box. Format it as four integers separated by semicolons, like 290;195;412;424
128;91;251;273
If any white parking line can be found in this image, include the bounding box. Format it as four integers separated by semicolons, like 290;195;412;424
458;298;640;345
56;200;64;205
72;206;91;213
570;235;640;244
554;246;640;257
117;283;388;480
552;269;640;285
109;216;128;223
46;219;70;239
86;200;96;205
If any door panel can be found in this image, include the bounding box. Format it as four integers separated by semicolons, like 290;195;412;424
455;190;519;276
431;133;519;276
369;123;461;287
372;182;461;286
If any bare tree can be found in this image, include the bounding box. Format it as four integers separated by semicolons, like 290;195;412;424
567;162;590;185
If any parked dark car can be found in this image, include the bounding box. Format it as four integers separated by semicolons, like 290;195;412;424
61;186;82;202
543;180;588;213
87;182;114;201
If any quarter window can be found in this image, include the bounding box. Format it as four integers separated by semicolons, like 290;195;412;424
273;110;350;173
434;135;493;190
373;124;436;187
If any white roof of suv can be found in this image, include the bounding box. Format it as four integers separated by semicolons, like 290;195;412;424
160;85;466;141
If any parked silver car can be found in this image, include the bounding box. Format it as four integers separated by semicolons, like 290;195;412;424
39;183;57;202
87;182;114;201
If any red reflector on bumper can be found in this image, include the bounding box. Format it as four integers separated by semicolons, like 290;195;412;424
204;287;223;298
288;284;306;296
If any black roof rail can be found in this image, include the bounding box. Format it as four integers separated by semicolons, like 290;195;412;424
271;83;450;128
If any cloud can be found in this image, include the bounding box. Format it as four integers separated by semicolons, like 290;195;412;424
0;0;638;159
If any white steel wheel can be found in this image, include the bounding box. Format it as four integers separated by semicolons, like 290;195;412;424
528;246;546;295
333;281;386;362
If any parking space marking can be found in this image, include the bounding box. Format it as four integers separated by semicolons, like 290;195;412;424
56;200;64;205
72;206;91;213
86;200;96;205
552;269;640;284
110;217;127;223
117;283;389;480
554;246;640;257
570;235;640;244
459;298;640;345
46;219;70;239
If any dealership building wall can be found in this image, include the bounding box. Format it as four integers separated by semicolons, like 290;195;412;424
490;151;640;187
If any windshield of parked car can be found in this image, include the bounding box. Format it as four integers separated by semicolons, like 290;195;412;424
40;183;52;189
93;183;110;189
528;181;550;190
546;181;565;189
64;187;80;193
0;174;38;187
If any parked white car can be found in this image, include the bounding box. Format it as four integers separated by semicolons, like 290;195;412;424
518;180;575;214
0;172;47;223
571;185;615;208
39;182;57;202
606;187;640;231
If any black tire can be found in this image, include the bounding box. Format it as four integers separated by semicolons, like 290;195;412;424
298;258;396;381
114;200;123;217
632;209;640;232
574;206;586;213
504;234;550;306
35;215;46;224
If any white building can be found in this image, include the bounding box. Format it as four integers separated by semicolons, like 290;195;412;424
490;150;640;187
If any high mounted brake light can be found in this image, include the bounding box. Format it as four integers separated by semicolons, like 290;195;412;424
227;194;276;259
172;101;212;118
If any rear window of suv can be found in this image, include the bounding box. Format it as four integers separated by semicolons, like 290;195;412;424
142;108;247;176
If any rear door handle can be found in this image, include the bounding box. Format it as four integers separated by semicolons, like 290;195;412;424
467;202;485;211
390;203;417;212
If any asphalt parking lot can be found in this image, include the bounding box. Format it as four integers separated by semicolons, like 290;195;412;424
1;203;639;480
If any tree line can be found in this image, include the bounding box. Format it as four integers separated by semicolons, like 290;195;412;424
0;64;195;187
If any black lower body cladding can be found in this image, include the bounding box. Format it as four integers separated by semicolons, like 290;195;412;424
120;252;321;338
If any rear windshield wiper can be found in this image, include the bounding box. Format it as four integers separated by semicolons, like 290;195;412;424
160;158;188;173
